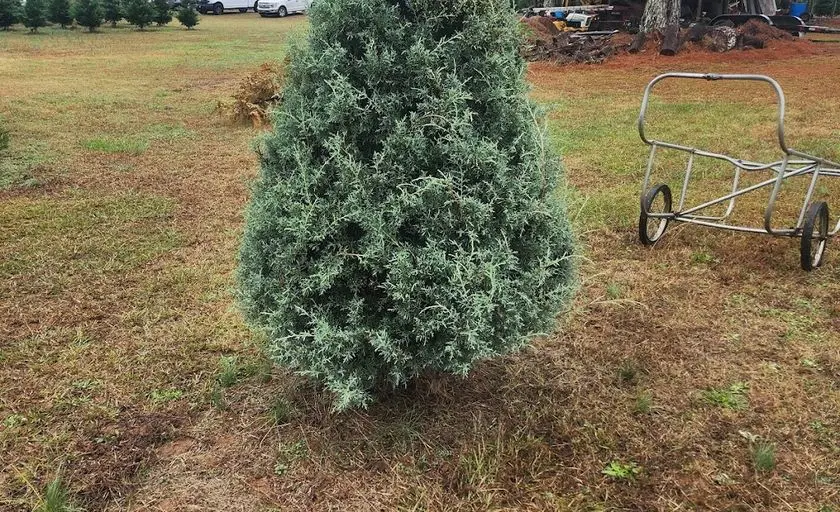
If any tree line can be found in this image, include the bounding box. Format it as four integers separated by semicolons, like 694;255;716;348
0;0;199;32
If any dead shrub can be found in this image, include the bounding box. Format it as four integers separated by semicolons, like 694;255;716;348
218;60;288;128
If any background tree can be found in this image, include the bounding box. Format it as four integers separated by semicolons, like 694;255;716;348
0;0;23;29
176;0;197;28
47;0;72;27
123;0;154;28
152;0;171;25
73;0;103;31
639;0;680;34
238;0;576;411
102;0;122;26
23;0;48;31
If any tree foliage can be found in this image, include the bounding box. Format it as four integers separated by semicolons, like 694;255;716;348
47;0;72;27
176;0;198;28
73;0;103;31
0;0;22;29
102;0;122;25
152;0;171;25
23;0;48;31
238;0;576;410
123;0;154;28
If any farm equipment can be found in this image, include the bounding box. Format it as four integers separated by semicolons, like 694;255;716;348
709;13;840;36
637;73;840;271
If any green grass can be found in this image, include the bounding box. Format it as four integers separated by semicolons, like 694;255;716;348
36;476;78;512
702;382;749;410
751;442;777;472
83;136;149;154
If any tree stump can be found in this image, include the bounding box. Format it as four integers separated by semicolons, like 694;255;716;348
659;23;682;55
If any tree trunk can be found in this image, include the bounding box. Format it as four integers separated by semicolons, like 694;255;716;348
640;0;681;34
659;23;682;55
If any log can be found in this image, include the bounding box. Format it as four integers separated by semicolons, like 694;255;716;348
629;31;647;53
660;23;682;55
686;23;711;42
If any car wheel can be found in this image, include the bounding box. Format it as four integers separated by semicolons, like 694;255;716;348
253;1;257;10
213;2;223;14
277;5;287;16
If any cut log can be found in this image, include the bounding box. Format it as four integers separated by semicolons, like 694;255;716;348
629;31;647;53
660;23;682;55
686;23;711;42
702;25;737;52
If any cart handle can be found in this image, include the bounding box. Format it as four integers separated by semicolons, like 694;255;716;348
638;73;789;155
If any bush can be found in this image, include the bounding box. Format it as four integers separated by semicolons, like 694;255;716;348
23;0;47;31
0;0;22;29
102;0;121;26
152;0;171;25
237;0;576;410
176;0;198;28
47;0;72;27
123;0;154;28
0;124;9;153
73;0;103;31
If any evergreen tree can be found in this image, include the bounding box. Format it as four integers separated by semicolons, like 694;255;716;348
176;0;197;28
152;0;170;25
47;0;72;27
0;0;23;29
123;0;153;28
23;0;47;31
238;0;576;411
102;0;121;26
73;0;103;31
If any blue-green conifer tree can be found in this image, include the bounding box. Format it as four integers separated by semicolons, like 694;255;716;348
238;0;576;410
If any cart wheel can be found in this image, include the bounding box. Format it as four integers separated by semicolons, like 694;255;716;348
800;201;829;271
639;184;672;246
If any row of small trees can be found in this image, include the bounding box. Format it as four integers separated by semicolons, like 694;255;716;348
0;0;198;31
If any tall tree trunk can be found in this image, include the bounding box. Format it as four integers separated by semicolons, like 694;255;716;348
640;0;681;33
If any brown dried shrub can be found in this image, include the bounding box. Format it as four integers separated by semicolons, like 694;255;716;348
219;60;288;128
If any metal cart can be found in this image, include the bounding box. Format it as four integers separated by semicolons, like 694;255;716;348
638;72;840;271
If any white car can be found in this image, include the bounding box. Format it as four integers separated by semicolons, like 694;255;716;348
198;0;258;15
257;0;310;17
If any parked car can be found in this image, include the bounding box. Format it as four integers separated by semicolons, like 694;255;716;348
257;0;310;17
198;0;258;14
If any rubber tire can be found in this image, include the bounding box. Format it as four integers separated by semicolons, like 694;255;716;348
639;184;672;246
277;5;287;16
253;1;257;10
713;18;736;27
239;7;247;12
213;2;223;14
800;201;829;271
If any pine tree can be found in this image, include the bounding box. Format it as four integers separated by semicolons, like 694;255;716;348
123;0;154;29
47;0;72;27
0;0;22;29
102;0;121;26
152;0;170;25
238;0;576;411
73;0;103;31
176;0;197;29
23;0;47;31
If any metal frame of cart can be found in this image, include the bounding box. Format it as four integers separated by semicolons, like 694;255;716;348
637;72;840;271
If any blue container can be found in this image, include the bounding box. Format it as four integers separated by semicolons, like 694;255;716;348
790;2;808;17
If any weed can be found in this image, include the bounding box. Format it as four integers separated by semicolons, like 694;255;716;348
690;249;716;265
618;359;640;384
217;355;241;388
149;388;183;405
602;461;641;480
633;391;652;414
750;442;776;472
0;125;9;153
36;475;79;512
269;397;294;425
274;440;308;477
606;282;622;300
702;382;749;410
3;414;27;429
209;386;227;410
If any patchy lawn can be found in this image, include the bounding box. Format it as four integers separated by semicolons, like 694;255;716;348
1;14;838;512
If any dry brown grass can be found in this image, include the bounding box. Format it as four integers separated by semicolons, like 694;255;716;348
1;15;839;512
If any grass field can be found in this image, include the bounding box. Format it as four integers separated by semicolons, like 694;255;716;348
1;13;839;512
